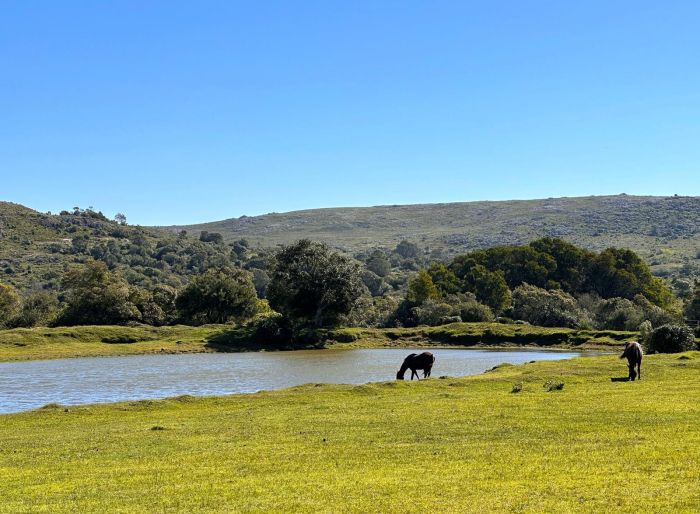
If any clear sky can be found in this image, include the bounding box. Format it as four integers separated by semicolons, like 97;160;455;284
2;1;699;225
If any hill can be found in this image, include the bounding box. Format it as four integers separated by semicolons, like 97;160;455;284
165;194;700;279
0;203;264;294
1;195;699;296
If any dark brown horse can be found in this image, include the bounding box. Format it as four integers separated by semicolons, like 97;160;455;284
620;341;643;381
396;352;435;380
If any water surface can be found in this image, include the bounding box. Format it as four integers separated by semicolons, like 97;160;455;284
0;348;582;414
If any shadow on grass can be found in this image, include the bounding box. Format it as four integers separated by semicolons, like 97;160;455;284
610;377;631;382
204;328;325;353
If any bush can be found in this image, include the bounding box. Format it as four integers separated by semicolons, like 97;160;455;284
543;380;564;391
511;284;589;328
412;300;454;326
458;298;494;322
594;297;644;330
252;314;293;345
648;324;696;354
638;320;653;351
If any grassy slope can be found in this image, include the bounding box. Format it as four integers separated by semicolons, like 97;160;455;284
0;323;639;362
1;352;699;512
166;194;700;277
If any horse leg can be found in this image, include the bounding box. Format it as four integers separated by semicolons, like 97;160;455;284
637;361;641;380
411;369;417;380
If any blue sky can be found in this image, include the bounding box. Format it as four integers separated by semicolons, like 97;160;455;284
1;1;699;225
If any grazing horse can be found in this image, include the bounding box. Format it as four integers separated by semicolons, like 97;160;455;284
620;341;643;381
396;352;435;380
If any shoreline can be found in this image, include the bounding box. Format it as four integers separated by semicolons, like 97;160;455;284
0;322;635;363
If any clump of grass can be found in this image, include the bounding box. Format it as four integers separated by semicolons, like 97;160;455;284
543;379;564;391
487;362;514;372
511;382;523;393
37;403;63;410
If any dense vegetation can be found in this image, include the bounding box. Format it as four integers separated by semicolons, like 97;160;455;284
1;200;699;351
2;353;699;512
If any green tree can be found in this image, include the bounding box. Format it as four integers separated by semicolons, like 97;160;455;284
511;283;589;328
266;240;365;327
176;268;258;325
394;240;420;259
590;248;675;307
426;263;461;295
12;291;59;328
366;250;391;277
686;280;700;321
529;237;594;292
406;270;439;305
55;261;142;326
451;261;511;314
0;283;21;327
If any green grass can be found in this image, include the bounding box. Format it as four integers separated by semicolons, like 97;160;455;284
0;325;230;361
1;352;699;512
326;323;638;350
0;322;638;362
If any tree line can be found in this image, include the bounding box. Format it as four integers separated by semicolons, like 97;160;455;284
1;238;699;345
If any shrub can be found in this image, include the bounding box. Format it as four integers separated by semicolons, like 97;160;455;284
543;380;564;391
252;314;293;345
0;283;22;327
593;297;644;331
638;320;653;351
511;284;589;328
458;298;494;322
648;324;696;354
412;299;455;326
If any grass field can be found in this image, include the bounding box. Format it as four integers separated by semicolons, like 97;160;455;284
1;352;699;512
0;323;639;362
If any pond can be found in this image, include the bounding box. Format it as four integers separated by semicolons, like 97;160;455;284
0;348;583;414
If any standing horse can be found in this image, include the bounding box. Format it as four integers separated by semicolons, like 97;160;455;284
396;352;435;380
620;341;643;381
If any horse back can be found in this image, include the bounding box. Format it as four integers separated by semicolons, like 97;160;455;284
622;342;642;363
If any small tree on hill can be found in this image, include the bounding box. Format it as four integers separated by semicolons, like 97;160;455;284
366;250;391;277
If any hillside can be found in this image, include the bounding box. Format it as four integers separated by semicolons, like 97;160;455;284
1;195;699;295
166;195;700;278
0;203;261;293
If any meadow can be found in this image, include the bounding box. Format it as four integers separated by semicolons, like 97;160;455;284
1;352;698;512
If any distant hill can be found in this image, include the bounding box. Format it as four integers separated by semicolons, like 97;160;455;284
1;195;699;294
164;195;700;279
